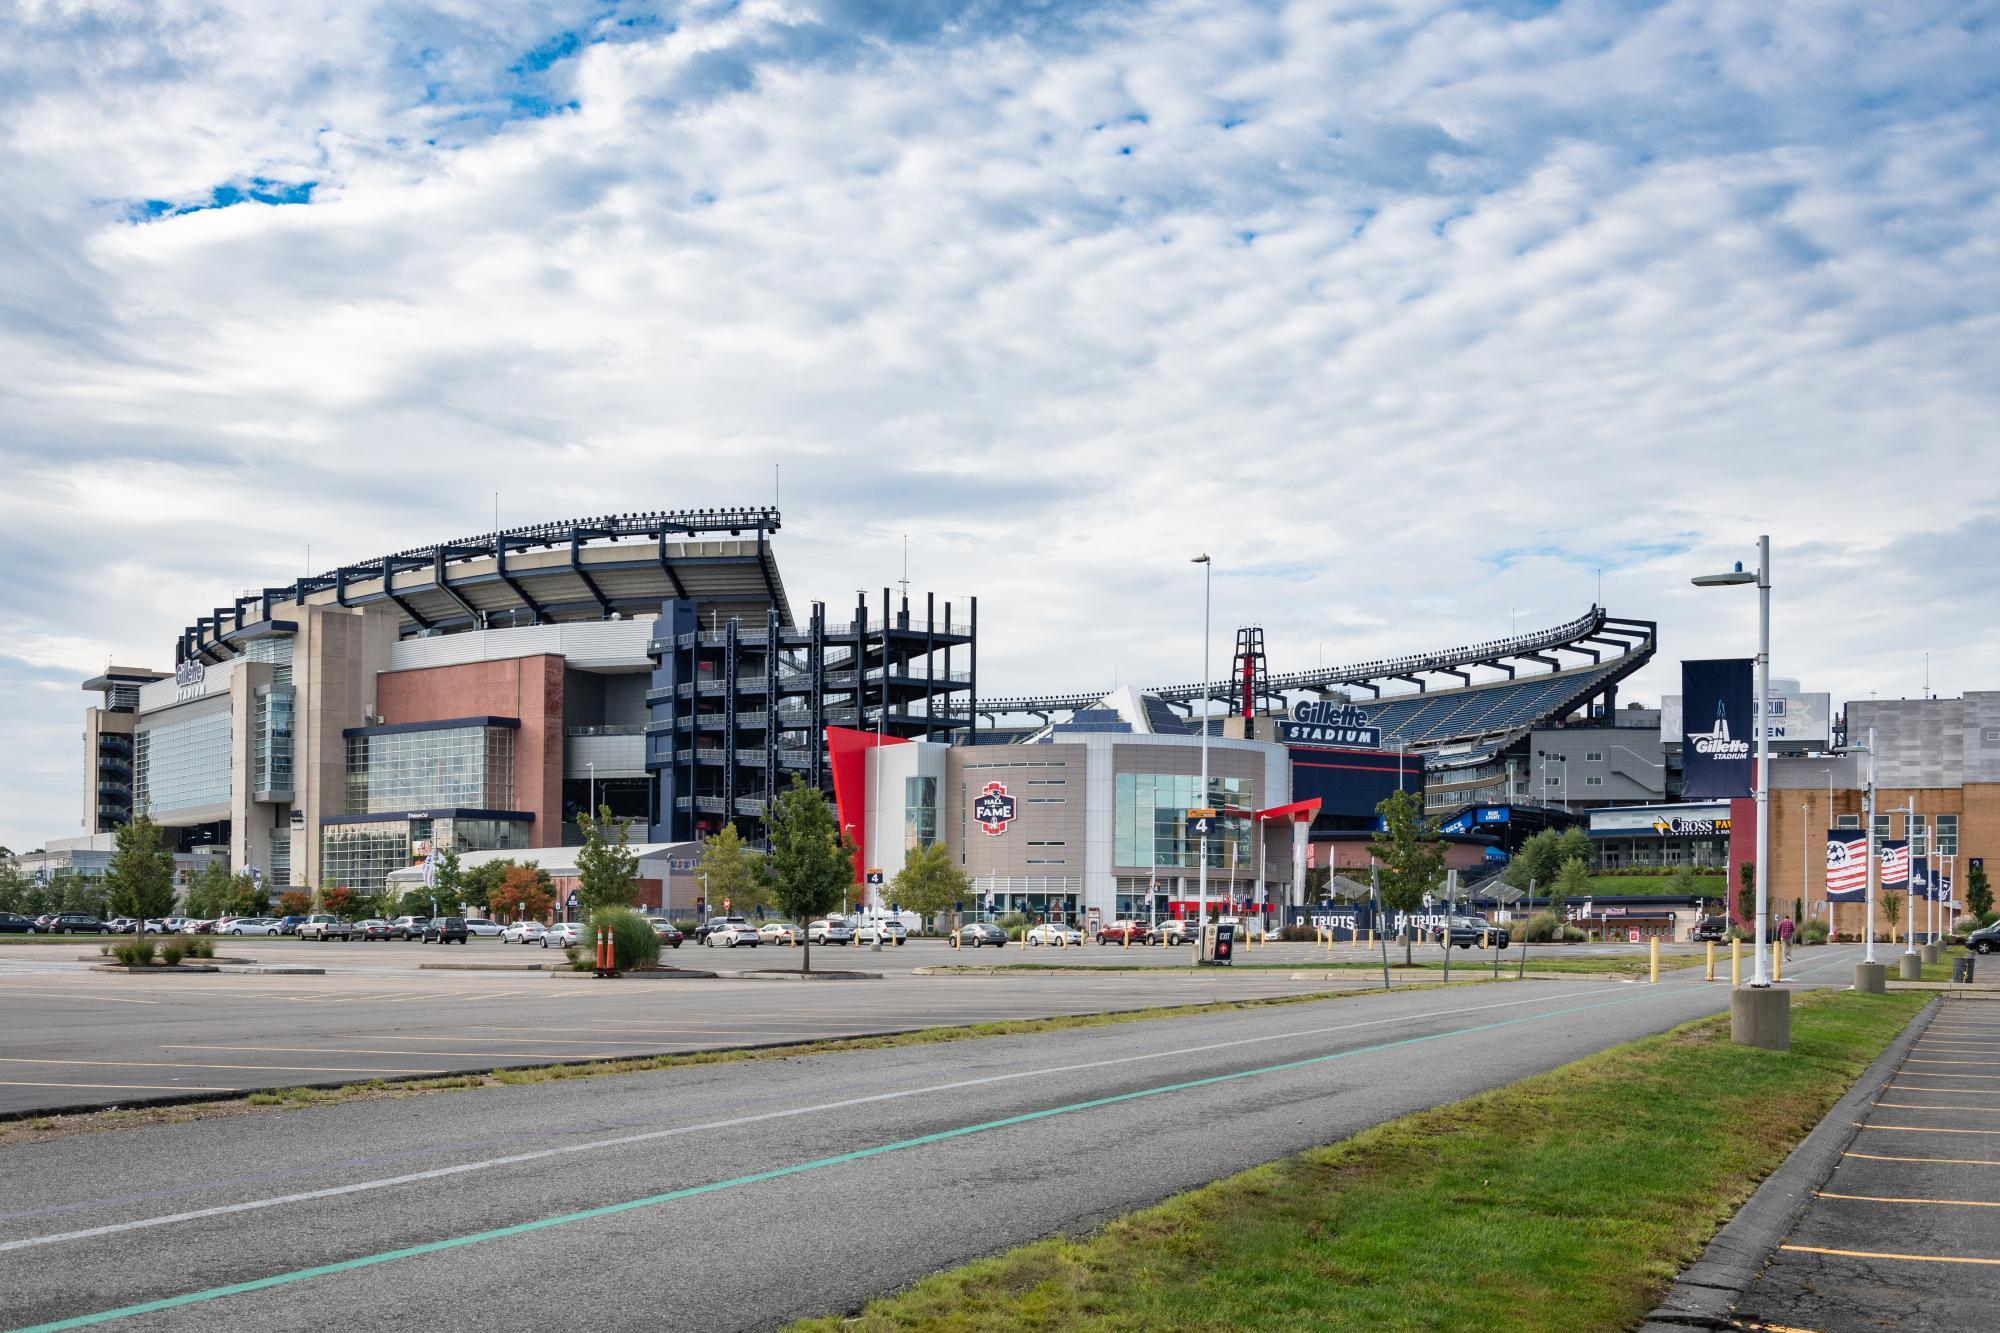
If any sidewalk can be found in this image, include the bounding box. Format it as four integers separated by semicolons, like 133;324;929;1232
1644;998;2000;1331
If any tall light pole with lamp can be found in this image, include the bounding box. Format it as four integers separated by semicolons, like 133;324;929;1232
1192;553;1211;958
1693;537;1785;1046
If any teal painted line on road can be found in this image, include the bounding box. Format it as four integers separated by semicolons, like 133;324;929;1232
9;983;1717;1332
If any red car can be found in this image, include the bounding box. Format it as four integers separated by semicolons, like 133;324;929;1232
1097;920;1151;945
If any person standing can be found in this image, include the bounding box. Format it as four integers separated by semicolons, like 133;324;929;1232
1777;914;1796;960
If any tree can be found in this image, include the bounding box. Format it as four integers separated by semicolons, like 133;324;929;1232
1550;856;1590;927
492;862;554;922
223;872;268;918
574;806;641;912
462;858;516;917
696;824;764;915
759;776;852;973
1555;827;1593;874
1501;827;1572;896
1735;862;1756;930
276;890;312;918
183;860;233;919
890;841;972;924
1967;863;1993;920
319;883;356;920
54;870;109;917
1882;892;1903;943
1369;788;1448;964
431;848;466;916
105;808;178;924
0;862;30;913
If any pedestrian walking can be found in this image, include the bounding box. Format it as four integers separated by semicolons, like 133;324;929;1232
1778;915;1795;960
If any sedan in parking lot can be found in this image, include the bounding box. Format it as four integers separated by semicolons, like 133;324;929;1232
758;921;800;945
0;911;34;934
542;921;584;949
502;921;546;944
650;919;684;948
1025;923;1084;947
356;919;394;941
226;918;282;936
704;922;761;948
951;921;1008;948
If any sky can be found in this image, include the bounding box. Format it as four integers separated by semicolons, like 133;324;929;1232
1;0;1995;854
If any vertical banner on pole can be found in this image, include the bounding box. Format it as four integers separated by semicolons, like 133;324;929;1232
1878;840;1910;891
1680;659;1755;799
1825;830;1868;903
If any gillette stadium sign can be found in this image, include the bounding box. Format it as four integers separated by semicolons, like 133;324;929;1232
1278;700;1381;749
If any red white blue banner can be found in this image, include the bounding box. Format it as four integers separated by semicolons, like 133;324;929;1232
1878;839;1910;890
1826;830;1867;902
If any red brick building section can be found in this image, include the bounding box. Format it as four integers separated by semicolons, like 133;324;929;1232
375;655;565;843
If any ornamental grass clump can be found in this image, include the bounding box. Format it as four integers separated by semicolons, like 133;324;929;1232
159;939;188;966
112;937;157;967
567;907;662;972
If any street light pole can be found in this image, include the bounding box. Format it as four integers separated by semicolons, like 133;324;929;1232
587;762;595;823
1753;535;1771;986
1192;553;1211;959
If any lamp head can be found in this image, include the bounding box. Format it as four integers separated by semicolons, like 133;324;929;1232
1191;554;1210;565
1691;560;1754;587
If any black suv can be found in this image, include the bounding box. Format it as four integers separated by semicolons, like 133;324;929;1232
1429;913;1509;950
422;917;470;944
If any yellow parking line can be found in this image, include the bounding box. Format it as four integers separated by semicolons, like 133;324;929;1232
1778;1243;2000;1266
1875;1103;2000;1112
1816;1191;2000;1208
1905;1058;1995;1066
1884;1071;2000;1080
1846;1152;2000;1167
0;1056;446;1075
0;1079;234;1092
1858;1124;2000;1136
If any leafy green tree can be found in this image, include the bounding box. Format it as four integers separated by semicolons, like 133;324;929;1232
1967;863;1993;920
890;841;972;924
431;848;466;916
461;859;516;917
1556;827;1593;874
223;872;268;918
696;824;765;915
574;806;641;912
54;870;109;917
1550;856;1590;926
1882;892;1903;942
1735;861;1756;931
1502;827;1571;894
758;776;853;973
0;862;31;913
1369;788;1448;964
183;860;233;919
104;813;177;923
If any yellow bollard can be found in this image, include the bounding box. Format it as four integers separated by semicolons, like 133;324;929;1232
1123;929;1129;950
1705;940;1715;981
1649;937;1659;984
1772;940;1781;984
1730;938;1740;987
952;930;960;951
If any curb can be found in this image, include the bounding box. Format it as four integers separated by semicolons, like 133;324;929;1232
545;967;719;980
87;964;221;974
1637;996;1939;1331
419;962;550;971
726;970;882;981
215;967;325;975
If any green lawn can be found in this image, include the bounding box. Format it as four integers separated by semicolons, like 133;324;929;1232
1579;873;1726;898
793;988;1926;1333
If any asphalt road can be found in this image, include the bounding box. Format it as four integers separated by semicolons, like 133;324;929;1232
0;945;1871;1332
0;953;1403;1116
1734;997;2000;1331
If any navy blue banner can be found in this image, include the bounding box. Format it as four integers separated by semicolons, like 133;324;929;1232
1287;903;1503;940
1680;659;1754;799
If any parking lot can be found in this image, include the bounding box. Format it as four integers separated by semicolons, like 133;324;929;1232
1736;998;2000;1330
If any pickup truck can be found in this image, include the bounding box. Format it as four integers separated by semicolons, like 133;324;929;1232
297;914;355;941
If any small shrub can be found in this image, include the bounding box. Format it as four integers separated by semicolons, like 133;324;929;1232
1980;910;1999;929
112;938;157;967
1519;912;1560;944
1278;923;1318;943
588;907;662;971
185;936;214;959
159;940;187;966
1560;926;1587;943
1799;918;1830;945
996;912;1030;941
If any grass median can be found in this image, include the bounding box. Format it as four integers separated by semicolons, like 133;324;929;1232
794;988;1927;1333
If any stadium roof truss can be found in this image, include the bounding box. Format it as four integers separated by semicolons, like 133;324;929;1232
179;508;792;665
979;606;1657;751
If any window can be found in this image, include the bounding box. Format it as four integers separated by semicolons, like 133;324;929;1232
1585;751;1603;763
904;775;938;851
1028;797;1066;804
1872;814;1891;842
1584;776;1604;787
1910;814;1927;857
134;710;233;814
344;725;516;814
1028;778;1067;786
1936;814;1958;857
1836;814;1860;829
1114;772;1253;870
1545;775;1561;786
253;687;294;799
1027;839;1066;847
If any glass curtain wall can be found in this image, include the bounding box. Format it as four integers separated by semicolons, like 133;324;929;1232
344;726;516;814
1113;773;1252;871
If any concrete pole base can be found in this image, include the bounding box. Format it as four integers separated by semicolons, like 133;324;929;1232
1898;954;1923;981
1731;986;1791;1051
1853;961;1887;994
1921;944;1940;965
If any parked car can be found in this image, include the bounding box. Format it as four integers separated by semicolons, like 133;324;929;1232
1429;914;1509;950
356;919;394;941
46;913;111;935
951;921;1008;948
1025;923;1083;947
1219;915;1270;943
274;915;309;935
502;921;546;944
1691;916;1728;943
387;916;429;941
650;919;684;948
0;911;34;934
758;921;801;945
105;917;136;934
1096;920;1150;945
463;918;505;937
160;916;192;934
807;918;855;945
1967;922;2000;956
185;919;218;935
422;917;469;944
226;918;282;936
853;918;908;945
542;921;584;949
698;915;751;944
704;921;761;948
1156;919;1201;946
297;914;354;941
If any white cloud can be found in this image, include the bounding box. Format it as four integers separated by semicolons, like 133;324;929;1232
0;0;1995;851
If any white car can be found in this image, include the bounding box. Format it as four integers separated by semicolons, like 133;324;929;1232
853;918;908;944
542;921;584;948
502;921;546;944
705;922;761;948
226;918;282;936
758;921;801;945
807;918;855;945
1025;923;1084;947
463;918;504;937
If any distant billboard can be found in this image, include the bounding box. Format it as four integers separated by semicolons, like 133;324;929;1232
1289;746;1420;831
1663;689;1830;750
